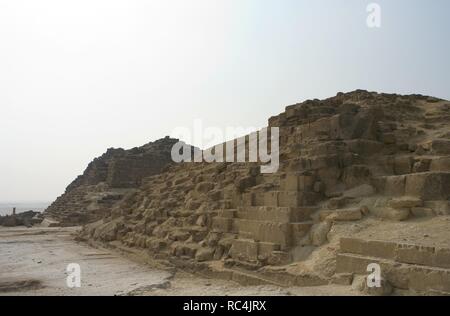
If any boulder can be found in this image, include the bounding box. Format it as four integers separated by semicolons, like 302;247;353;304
389;197;423;209
195;248;215;262
310;221;332;246
373;207;410;221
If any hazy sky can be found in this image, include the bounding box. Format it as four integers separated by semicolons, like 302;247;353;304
1;0;449;202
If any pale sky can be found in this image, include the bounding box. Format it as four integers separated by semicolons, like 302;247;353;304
1;0;449;202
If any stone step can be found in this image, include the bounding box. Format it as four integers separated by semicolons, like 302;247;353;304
218;209;237;219
318;208;363;222
230;238;281;263
290;221;314;244
244;191;320;207
211;217;233;233
374;172;450;200
340;237;450;269
220;199;234;209
236;206;317;223
430;156;450;172
336;252;450;294
280;173;316;192
232;219;291;248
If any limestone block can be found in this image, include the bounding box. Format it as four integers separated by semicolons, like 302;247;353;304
220;199;233;209
267;251;291;266
343;165;372;188
340;238;397;260
257;242;280;259
340;238;366;254
313;181;325;193
389;196;423;209
396;244;435;266
195;247;215;262
236;219;291;247
346;139;384;156
430;139;450;155
299;175;316;191
376;156;395;174
394;156;413;175
382;133;396;145
264;191;279;207
408;268;450;293
237;206;291;223
430;157;450;172
291;222;313;244
298;192;321;206
207;190;222;201
253;192;265;206
310;221;332;246
278;191;299;207
230;239;258;262
343;184;375;198
327;196;349;210
325;208;363;222
331;273;354;286
147;238;167;251
435;248;450;269
211;217;233;232
195;182;215;193
218;209;236;219
405;172;450;200
411;207;434;217
242;193;254;206
424;200;450;216
169;230;190;242
383;176;406;196
282;174;299;191
373;207;410;221
412;159;431;173
235;176;256;193
336;254;373;274
368;240;398;259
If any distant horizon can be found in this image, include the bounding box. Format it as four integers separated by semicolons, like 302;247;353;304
0;201;49;216
0;201;51;204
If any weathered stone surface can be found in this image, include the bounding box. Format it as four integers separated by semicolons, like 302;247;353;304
373;207;411;221
41;91;450;290
405;172;450;200
394;156;413;175
321;208;363;222
389;196;423;209
430;139;450;155
382;176;406;196
230;239;258;262
411;207;435;217
195;248;215;262
310;221;332;246
340;238;397;260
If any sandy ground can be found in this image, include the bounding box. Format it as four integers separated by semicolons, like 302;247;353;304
0;226;359;296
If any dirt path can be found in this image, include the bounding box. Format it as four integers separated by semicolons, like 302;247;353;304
0;226;357;296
